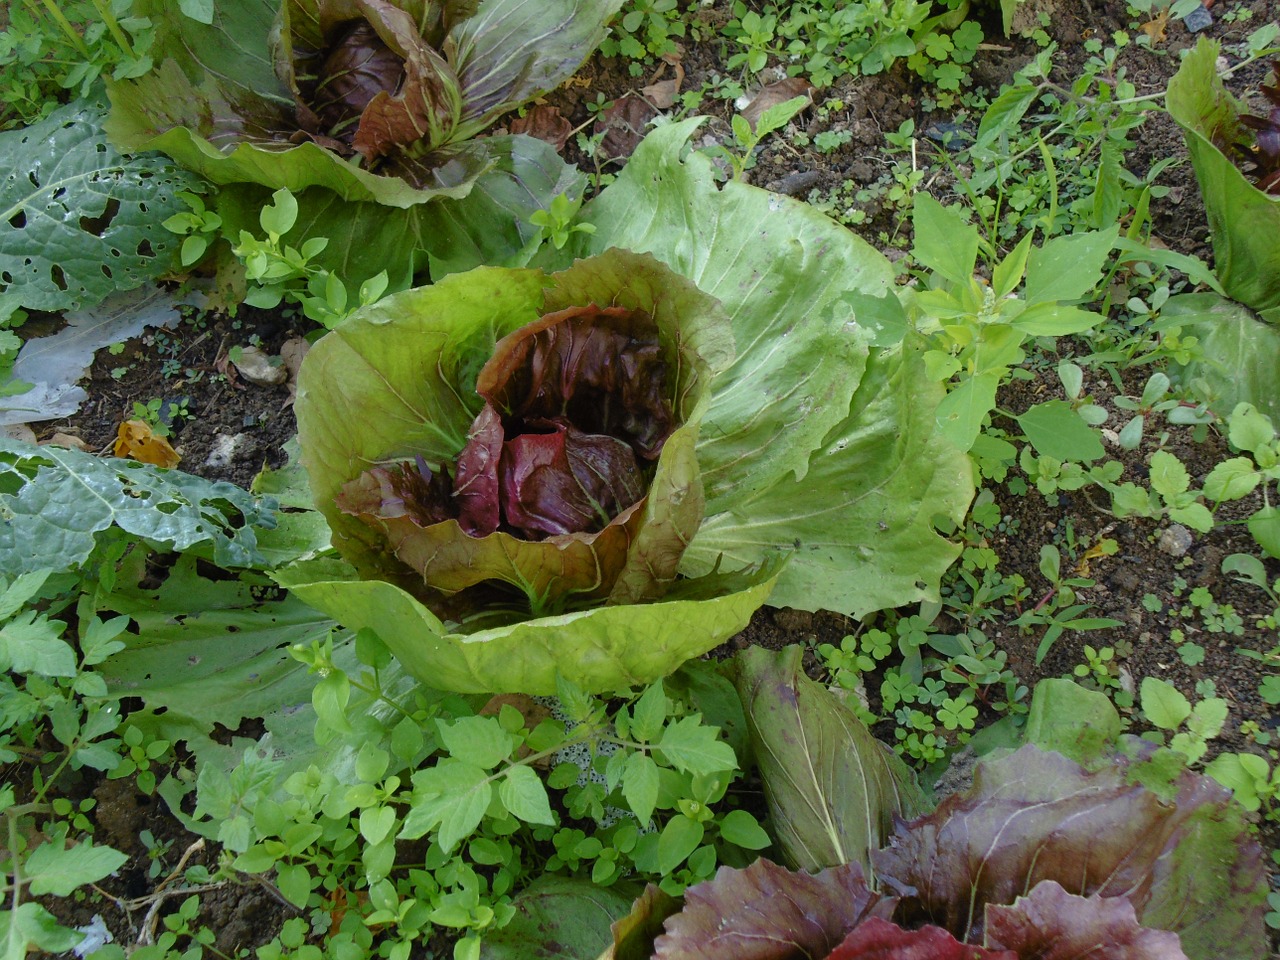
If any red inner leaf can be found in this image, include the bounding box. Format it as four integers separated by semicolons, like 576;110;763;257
308;20;406;144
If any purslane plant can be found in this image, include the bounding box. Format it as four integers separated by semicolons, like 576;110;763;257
282;120;974;694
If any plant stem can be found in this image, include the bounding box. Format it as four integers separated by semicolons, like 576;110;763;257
34;0;94;60
88;0;136;59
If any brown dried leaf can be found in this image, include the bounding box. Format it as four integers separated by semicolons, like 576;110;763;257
596;94;659;162
280;336;312;406
43;432;91;452
1140;10;1168;45
114;419;180;468
509;104;573;151
740;77;814;129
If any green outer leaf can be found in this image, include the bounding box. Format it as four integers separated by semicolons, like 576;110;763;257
1166;38;1280;315
451;0;628;139
213;133;582;287
571;117;892;504
682;339;972;616
1017;400;1105;463
274;558;778;694
735;645;925;874
1;98;199;312
1163;292;1280;423
0;439;274;575
479;876;639;960
1024;677;1121;765
569;119;972;616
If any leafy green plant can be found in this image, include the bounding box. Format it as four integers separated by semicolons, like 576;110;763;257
703;94;811;181
0;97;200;324
107;0;622;206
599;0;687;66
231;188;391;328
1014;541;1123;664
282;120;973;695
866;193;1117;453
0;0;156;131
1139;676;1228;764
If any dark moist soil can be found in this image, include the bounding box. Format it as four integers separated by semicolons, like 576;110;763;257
23;0;1280;952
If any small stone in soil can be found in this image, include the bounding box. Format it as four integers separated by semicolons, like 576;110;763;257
1157;523;1194;557
1181;4;1212;31
205;433;247;469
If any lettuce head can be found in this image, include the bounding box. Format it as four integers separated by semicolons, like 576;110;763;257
282;120;974;694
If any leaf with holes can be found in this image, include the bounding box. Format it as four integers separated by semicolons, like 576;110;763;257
0;98;199;313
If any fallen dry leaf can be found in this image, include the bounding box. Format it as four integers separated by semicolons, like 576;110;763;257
1140;9;1168;44
596;94;660;162
231;344;288;387
280;336;311;407
114;419;180;468
2;423;36;444
641;56;685;110
510;104;574;152
43;432;90;452
739;77;814;129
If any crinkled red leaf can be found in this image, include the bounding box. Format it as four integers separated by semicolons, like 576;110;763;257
653;859;894;960
335;457;454;528
453;403;502;536
477;304;675;459
500;420;644;538
828;918;1014;960
985;881;1188;960
310;20;406;144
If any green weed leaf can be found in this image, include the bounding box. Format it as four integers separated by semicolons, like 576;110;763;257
499;764;555;825
1141;677;1191;731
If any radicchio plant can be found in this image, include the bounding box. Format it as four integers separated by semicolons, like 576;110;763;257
280;121;973;695
105;0;623;205
614;746;1267;960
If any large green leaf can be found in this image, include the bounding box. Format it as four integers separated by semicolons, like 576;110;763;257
0;99;199;313
479;877;639;960
1162;292;1280;422
214;133;584;292
567;119;973;616
735;645;925;875
275;557;778;695
0;439;275;574
97;554;431;788
1166;38;1280;315
684;338;970;615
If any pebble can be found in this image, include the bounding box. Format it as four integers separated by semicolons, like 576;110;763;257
1182;4;1213;32
767;170;821;196
231;345;287;386
1157;524;1194;557
204;433;246;469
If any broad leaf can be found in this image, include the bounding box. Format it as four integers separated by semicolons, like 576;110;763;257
1167;38;1280;315
735;645;925;873
564;119;973;614
275;556;778;695
480;877;639;960
1162;292;1280;423
0;98;198;313
0;439;275;574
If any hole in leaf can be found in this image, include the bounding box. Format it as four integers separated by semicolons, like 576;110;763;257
101;264;113;279
52;187;66;200
136;239;154;258
27;172;39;188
79;197;121;236
50;264;67;290
8;210;24;229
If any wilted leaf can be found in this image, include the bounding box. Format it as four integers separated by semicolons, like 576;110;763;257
114;419;181;468
597;95;660;162
739;77;814;129
735;645;925;873
601;884;680;960
510;104;573;151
